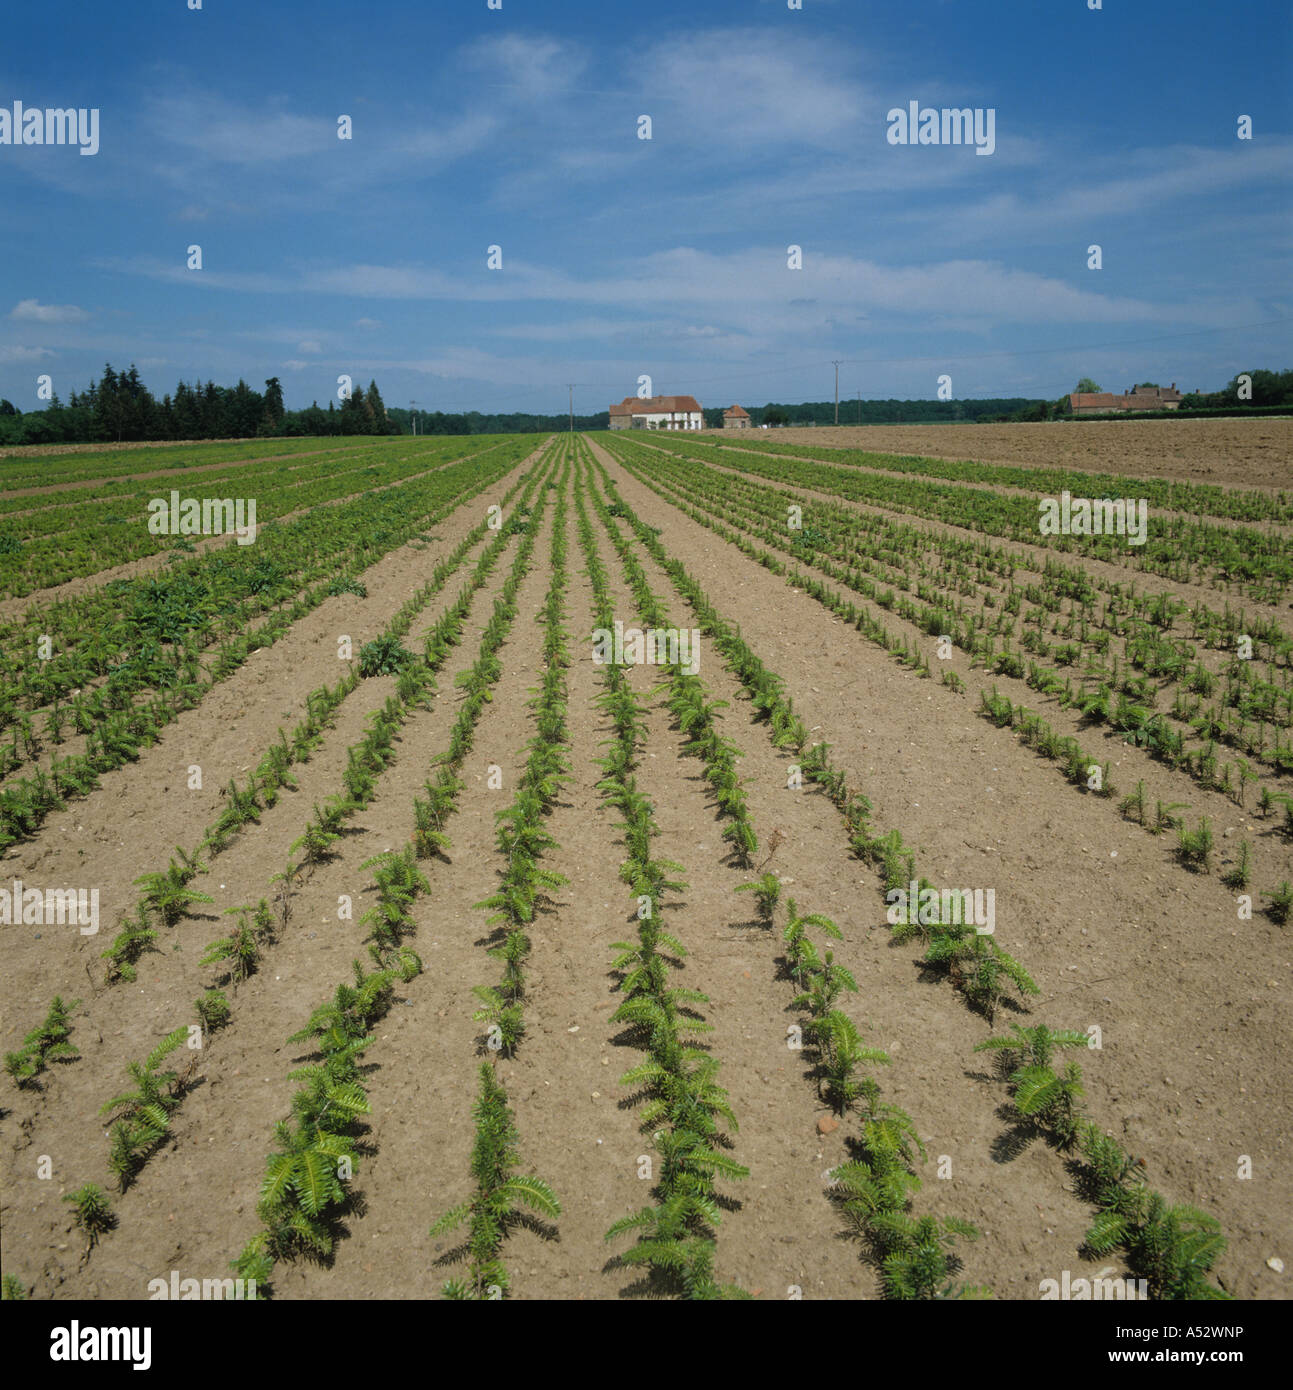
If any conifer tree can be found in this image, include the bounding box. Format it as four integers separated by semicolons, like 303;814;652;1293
366;379;388;434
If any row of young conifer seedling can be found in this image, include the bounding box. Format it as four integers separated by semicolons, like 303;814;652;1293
578;442;985;1298
20;446;552;1293
12;474;522;1287
0;449;521;852
26;456;530;984
99;462;536;983
585;446;1232;1298
427;447;576;1298
229;444;564;1295
574;447;749;1297
605;436;1290;908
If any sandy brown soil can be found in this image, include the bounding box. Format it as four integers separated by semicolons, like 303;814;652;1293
1;429;1289;1303
0;452;543;1297
585;437;1292;1300
706;418;1293;492
615;442;1293;834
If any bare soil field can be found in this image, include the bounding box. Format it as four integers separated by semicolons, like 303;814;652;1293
2;427;1289;1304
705;417;1293;492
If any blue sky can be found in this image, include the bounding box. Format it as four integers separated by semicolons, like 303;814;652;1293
1;0;1289;415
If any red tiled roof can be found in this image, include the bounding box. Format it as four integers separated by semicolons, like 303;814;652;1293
723;404;750;417
1071;388;1183;412
609;394;702;416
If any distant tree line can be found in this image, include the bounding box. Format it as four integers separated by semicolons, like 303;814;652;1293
724;372;1290;428
743;373;1290;427
735;398;1050;428
2;364;1286;448
388;407;610;436
0;363;397;446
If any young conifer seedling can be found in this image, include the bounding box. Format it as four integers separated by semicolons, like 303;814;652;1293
1262;881;1291;926
1220;839;1252;891
431;1064;560;1299
734;871;781;927
63;1183;115;1254
195;989;231;1031
201;907;262;985
100;1027;190;1190
3;996;80;1088
133;856;215;927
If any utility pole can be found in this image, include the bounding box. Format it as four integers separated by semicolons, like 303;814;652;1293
567;383;575;433
409;400;418;437
832;360;842;426
856;390;861;425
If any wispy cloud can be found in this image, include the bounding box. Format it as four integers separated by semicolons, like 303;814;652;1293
9;299;90;324
917;141;1293;238
638;27;869;149
460;32;590;100
398;112;499;162
101;243;1248;337
144;90;339;165
0;345;56;362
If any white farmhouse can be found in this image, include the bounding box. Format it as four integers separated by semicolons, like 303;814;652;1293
608;394;704;431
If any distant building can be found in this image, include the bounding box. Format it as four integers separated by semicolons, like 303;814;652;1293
608;394;704;431
722;404;751;429
1070;384;1183;415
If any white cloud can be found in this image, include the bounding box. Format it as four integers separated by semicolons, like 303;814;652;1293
375;345;643;390
9;299;90;324
461;33;589;100
914;140;1293;238
104;243;1239;337
0;345;55;361
145;90;337;165
93;255;285;294
638;28;868;148
399;112;499;163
